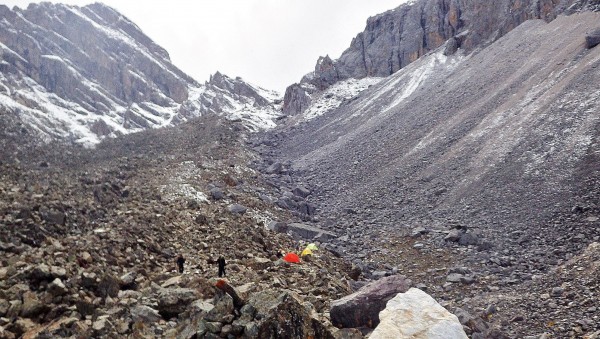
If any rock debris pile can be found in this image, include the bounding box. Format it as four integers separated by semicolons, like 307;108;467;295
0;116;360;338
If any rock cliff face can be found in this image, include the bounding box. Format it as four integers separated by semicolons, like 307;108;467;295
284;0;600;114
0;3;280;145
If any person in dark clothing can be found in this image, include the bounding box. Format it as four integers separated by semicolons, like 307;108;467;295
176;254;185;274
217;256;226;277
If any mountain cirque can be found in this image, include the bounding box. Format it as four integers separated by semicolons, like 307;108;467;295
1;0;600;339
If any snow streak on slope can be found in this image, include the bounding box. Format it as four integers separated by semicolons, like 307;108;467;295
303;77;383;121
351;50;463;120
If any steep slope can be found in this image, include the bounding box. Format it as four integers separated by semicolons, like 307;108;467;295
0;3;280;146
274;12;600;256
260;12;600;337
283;0;600;115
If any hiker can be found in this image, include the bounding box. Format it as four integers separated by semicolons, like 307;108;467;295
217;255;226;277
176;254;185;274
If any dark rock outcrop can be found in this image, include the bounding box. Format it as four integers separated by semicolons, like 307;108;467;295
283;83;313;116
585;28;600;48
330;275;412;328
250;290;335;339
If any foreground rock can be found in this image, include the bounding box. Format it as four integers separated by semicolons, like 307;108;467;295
370;288;468;339
330;275;411;328
251;290;335;338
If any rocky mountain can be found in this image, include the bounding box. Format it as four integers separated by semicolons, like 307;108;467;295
259;10;600;338
0;2;280;146
198;72;282;132
283;0;600;115
1;0;600;338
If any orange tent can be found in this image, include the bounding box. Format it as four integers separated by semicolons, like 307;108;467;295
283;252;301;263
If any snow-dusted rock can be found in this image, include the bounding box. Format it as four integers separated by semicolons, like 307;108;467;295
0;3;281;147
370;288;467;339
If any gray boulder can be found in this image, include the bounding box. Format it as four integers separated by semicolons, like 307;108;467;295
265;162;283;174
330;275;412;328
29;264;52;282
288;223;336;241
410;226;430;238
228;204;247;214
248;290;335;339
205;293;234;322
97;274;120;298
267;221;287;233
39;206;66;225
586;29;600;48
292;186;311;198
92;316;115;337
119;271;137;289
297;201;317;216
157;288;199;318
48;278;68;297
210;188;225;200
21;291;44;317
444;37;460;56
0;299;10;317
444;230;462;242
130;305;161;323
458;232;479;246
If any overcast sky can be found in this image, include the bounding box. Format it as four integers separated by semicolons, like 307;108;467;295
3;1;407;92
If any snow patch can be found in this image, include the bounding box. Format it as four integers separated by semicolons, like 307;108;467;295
303;77;383;121
160;161;209;203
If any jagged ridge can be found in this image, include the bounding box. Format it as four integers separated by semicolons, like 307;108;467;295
0;3;280;146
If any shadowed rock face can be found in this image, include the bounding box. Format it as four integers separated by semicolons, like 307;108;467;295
0;2;192;105
284;0;599;114
0;2;196;144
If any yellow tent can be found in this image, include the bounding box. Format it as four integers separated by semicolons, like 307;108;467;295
306;243;319;251
301;248;313;257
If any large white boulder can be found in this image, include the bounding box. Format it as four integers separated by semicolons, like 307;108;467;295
370;288;468;339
